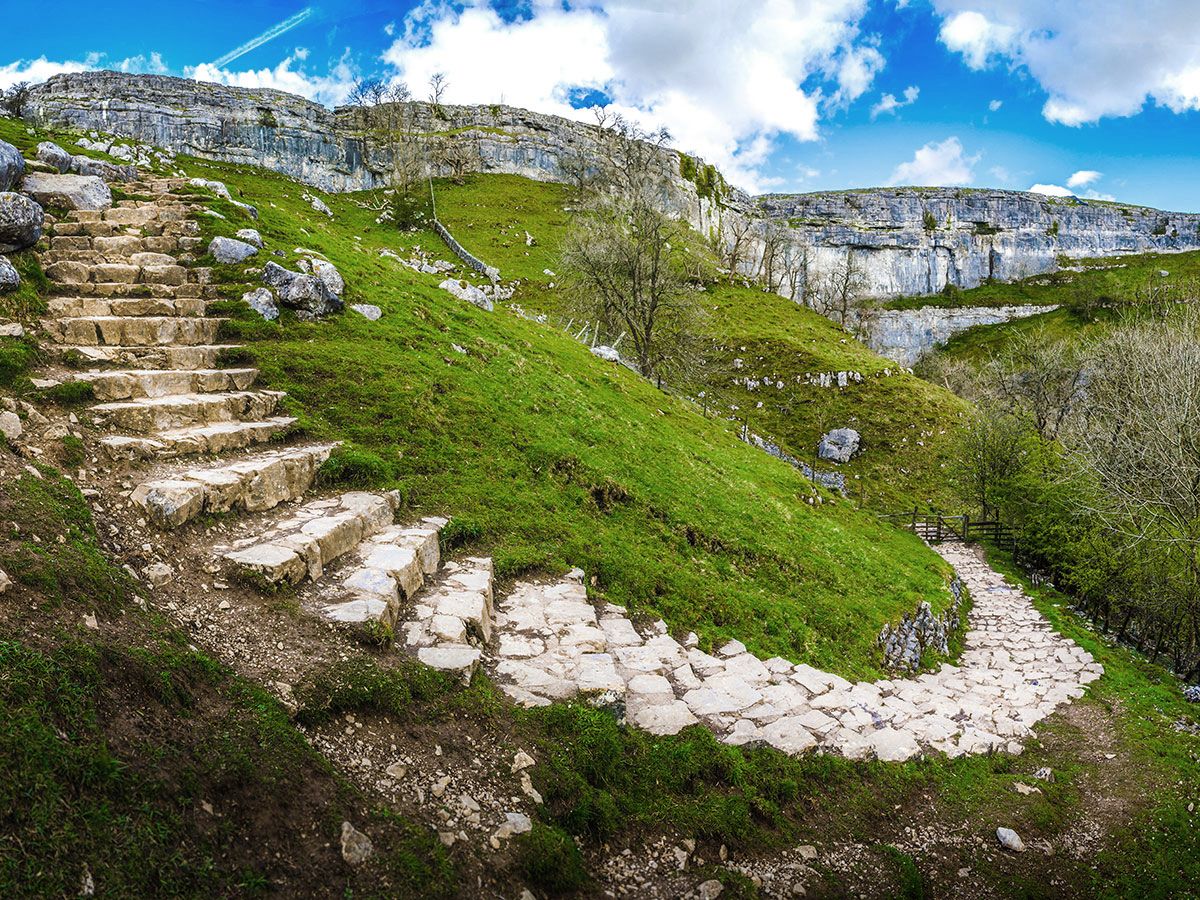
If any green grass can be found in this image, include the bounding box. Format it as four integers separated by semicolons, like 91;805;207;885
176;158;956;680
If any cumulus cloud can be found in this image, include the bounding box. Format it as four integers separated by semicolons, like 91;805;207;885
381;0;886;192
931;1;1200;125
870;84;919;118
187;50;356;106
0;56;92;92
888;136;979;186
1028;183;1074;198
1066;169;1102;188
115;52;169;75
988;98;1002;112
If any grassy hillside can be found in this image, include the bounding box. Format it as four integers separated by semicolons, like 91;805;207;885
175;156;953;680
428;173;969;511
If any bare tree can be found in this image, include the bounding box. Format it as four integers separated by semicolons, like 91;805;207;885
811;250;868;327
778;237;812;305
984;327;1086;440
428;72;449;107
347;79;426;227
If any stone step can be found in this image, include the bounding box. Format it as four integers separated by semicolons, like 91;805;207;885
72;367;258;400
44;249;181;267
100;416;297;460
43;316;226;346
45;260;192;287
55;344;242;370
48;296;208;318
403;558;495;684
45;282;209;299
220;492;424;589
48;235;181;256
131;443;338;528
90;390;284;432
308;517;447;627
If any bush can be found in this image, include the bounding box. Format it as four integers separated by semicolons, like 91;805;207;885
516;824;589;895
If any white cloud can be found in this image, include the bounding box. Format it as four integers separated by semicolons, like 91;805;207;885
870;84;919;118
988;98;1002;111
931;1;1200;125
115;52;169;75
0;57;92;92
888;136;978;186
381;0;886;192
187;50;357;106
1029;181;1116;201
988;164;1011;183
384;21;396;36
1029;183;1074;198
1066;169;1102;188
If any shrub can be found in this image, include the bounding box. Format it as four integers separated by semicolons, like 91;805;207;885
516;824;589;895
922;211;937;232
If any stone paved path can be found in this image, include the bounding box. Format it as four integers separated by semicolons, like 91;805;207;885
444;541;1103;762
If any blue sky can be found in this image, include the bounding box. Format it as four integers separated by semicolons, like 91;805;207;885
4;1;1199;210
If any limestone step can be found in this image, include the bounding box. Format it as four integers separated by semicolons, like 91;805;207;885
220;492;423;589
131;443;338;528
403;558;495;684
43;282;209;300
90;390;284;432
48;296;207;318
308;517;447;626
44;250;181;268
100;416;297;460
48;235;181;257
56;344;242;370
43;316;225;346
45;259;192;287
72;367;258;400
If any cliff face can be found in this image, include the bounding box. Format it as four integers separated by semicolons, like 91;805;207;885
21;71;1200;303
757;188;1200;296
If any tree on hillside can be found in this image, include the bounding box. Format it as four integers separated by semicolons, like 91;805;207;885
0;81;30;118
811;249;869;328
983;327;1086;440
347;79;428;228
560;112;707;385
950;407;1032;520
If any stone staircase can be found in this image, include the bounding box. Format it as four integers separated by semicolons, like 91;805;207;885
40;181;296;460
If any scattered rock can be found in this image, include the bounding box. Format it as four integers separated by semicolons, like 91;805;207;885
79;863;95;896
143;562;173;587
340;821;374;866
70;155;136;182
491;811;533;844
0;322;24;337
439;278;494;312
591;345;620;362
385;761;407;779
996;827;1025;852
310;258;344;297
262;261;342;317
0;410;23;441
0;140;24;191
241;287;279;321
19;173;111;211
208;236;259;264
1012;782;1042;796
511;750;535;772
697;879;724;900
189;177;232;201
350;303;381;321
0;191;45;252
311;196;333;217
1183;685;1200;703
1033;767;1055;782
0;255;19;293
235;228;263;248
83;613;99;631
0;568;11;594
35;141;73;173
817;427;861;463
797;845;818;861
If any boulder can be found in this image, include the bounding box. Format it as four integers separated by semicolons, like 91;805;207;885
350;303;381;320
439;278;494;312
590;345;620;362
310;258;344;297
35;141;73;173
0;140;23;192
339;821;373;866
311;196;333;217
236;228;263;248
189;177;232;201
0;255;19;293
70;155;137;182
817;427;861;463
0;568;10;594
261;261;342;317
0;410;22;442
242;287;279;321
996;827;1025;852
0;192;45;253
19;173;111;211
208;235;258;264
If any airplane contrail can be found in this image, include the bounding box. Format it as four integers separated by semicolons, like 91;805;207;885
209;6;316;68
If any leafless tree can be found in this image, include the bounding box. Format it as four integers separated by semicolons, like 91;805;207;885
347;79;427;227
811;250;868;327
428;72;449;107
778;237;812;305
983;327;1086;440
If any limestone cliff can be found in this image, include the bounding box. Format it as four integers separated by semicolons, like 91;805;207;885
21;70;1200;304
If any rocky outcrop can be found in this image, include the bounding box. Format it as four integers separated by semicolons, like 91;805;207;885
22;71;1200;302
0;191;44;252
856;304;1060;366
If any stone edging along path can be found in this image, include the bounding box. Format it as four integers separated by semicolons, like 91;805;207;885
446;541;1102;762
